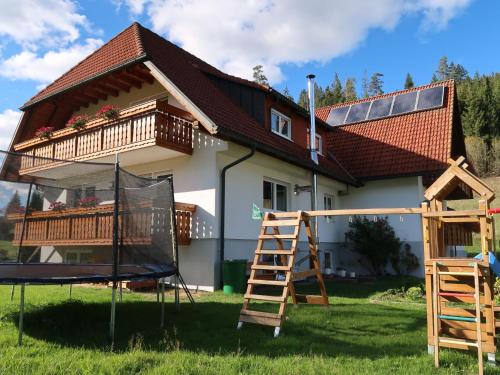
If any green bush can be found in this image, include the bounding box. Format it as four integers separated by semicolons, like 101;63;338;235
405;286;423;301
390;243;420;275
345;216;402;275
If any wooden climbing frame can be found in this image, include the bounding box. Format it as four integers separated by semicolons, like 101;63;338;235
237;211;328;337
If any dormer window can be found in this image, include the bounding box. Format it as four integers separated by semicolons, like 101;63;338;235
271;109;291;140
307;131;323;155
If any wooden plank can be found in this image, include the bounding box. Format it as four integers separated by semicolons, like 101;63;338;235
251;265;291;271
247;279;288;286
304;207;424;217
441;327;489;341
423;210;485;218
255;250;293;255
258;234;296;240
243;294;286;302
439;337;478;347
240;309;281;319
261;219;300;227
238;314;281;327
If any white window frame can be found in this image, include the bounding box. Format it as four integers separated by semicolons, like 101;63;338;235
263;178;289;212
324;193;335;223
270;109;292;140
307;131;323;155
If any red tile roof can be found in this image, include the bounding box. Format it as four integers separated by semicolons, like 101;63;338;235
19;23;357;185
25;24;145;107
316;81;463;180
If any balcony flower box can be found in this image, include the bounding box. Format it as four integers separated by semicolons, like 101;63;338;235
96;105;119;121
35;126;55;140
49;201;67;212
66;115;89;130
77;196;100;208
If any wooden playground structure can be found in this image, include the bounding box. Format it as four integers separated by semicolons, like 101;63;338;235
238;157;499;374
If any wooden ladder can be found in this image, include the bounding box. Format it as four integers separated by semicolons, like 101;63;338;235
237;211;329;337
432;261;484;374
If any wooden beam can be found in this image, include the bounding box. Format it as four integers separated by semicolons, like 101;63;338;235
83;88;107;101
115;71;142;89
93;83;119;97
102;76;131;92
127;66;154;84
73;92;98;105
274;207;424;217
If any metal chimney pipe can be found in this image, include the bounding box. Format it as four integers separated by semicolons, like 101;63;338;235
307;74;319;241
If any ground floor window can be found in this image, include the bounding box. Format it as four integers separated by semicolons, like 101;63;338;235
324;194;335;222
263;179;288;211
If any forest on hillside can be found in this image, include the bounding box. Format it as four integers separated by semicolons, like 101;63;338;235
253;58;500;177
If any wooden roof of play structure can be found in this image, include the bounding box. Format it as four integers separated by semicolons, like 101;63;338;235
424;157;495;202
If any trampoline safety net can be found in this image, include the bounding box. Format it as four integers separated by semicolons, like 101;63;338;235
0;150;177;284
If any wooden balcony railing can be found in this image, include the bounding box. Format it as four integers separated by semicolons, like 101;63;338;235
13;100;194;175
7;202;196;247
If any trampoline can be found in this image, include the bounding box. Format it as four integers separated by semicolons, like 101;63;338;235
0;150;193;346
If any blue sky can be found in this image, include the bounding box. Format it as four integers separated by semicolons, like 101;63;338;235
0;0;498;149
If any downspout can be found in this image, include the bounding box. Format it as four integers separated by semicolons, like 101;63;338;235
307;74;319;240
219;145;256;289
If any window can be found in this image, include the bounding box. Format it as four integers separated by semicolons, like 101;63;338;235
263;179;288;211
308;132;323;155
324;194;335;223
271;109;291;140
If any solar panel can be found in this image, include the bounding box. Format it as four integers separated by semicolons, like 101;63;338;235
417;86;445;110
367;97;393;120
326;106;349;126
345;102;371;124
391;91;418;115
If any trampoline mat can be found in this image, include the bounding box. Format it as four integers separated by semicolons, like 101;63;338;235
0;263;176;284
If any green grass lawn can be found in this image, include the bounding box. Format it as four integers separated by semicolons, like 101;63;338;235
0;278;497;374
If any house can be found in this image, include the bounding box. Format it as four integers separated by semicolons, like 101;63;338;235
2;23;466;291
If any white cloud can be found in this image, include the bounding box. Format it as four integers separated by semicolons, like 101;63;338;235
119;0;471;83
0;109;21;151
0;38;103;83
0;0;89;49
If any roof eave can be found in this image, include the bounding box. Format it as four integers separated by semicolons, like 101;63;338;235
20;54;149;111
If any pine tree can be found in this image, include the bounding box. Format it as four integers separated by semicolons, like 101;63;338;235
297;89;309;109
431;73;439;83
344;78;357;102
404;73;414;89
282;86;294;101
447;62;468;82
332;73;344;103
368;73;384;96
252;65;268;85
435;56;449;82
362;70;369;98
6;191;21;214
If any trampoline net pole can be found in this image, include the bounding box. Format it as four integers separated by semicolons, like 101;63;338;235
160;279;166;328
169;180;181;312
110;155;120;345
18;284;25;346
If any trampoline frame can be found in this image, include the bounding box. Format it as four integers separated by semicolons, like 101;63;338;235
0;152;194;347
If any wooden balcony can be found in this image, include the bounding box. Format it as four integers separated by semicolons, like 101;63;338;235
7;202;196;247
13;100;194;175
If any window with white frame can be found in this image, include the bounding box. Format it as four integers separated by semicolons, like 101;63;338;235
263;179;288;211
271;109;291;140
324;194;335;222
308;131;323;155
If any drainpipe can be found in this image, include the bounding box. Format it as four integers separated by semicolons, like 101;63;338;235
307;74;319;240
219;145;256;289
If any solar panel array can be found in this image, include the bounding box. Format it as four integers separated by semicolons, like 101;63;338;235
326;85;445;127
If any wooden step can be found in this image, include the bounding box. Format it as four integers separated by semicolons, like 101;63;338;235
251;265;291;271
239;309;282;326
438;337;478;348
248;279;288;286
438;271;475;277
259;234;297;240
495;321;500;328
244;293;286;302
261;219;300;227
256;250;294;255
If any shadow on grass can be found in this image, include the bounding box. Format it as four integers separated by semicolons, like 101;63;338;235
8;291;428;360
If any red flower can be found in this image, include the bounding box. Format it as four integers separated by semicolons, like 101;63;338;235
77;196;100;207
35;126;55;139
66;115;89;130
96;105;119;120
49;201;66;212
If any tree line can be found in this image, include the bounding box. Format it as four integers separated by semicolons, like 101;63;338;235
252;58;500;176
